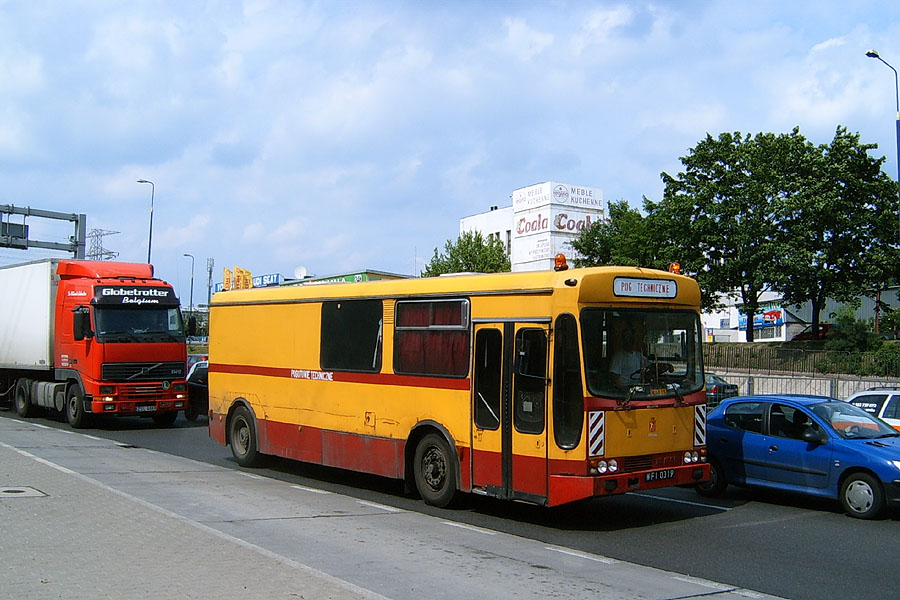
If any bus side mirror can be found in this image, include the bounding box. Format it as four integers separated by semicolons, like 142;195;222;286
73;307;94;341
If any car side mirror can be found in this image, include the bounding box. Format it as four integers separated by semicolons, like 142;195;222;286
802;428;827;445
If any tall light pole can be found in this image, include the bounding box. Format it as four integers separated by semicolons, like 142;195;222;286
866;50;900;236
183;253;195;318
137;179;155;264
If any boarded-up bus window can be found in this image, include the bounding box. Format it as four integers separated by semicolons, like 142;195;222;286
320;300;383;372
394;299;469;377
553;314;583;449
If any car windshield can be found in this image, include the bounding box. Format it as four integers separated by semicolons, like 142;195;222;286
581;308;703;401
810;401;899;439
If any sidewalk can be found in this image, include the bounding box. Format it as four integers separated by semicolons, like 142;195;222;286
0;434;382;600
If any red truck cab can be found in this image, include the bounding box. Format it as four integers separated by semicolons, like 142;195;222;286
54;261;188;426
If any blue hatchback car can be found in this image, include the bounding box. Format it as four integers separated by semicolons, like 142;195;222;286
696;394;900;519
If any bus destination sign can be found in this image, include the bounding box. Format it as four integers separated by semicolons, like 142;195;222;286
613;277;677;299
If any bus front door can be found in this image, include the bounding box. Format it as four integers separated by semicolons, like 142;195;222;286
471;322;549;503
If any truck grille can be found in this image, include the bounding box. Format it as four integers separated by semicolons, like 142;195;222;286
101;362;186;382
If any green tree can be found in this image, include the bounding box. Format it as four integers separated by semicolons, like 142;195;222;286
772;127;900;339
648;130;805;336
571;199;662;268
422;230;510;277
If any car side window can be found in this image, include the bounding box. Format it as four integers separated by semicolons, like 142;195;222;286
884;395;900;420
849;394;887;416
769;403;820;440
723;401;764;433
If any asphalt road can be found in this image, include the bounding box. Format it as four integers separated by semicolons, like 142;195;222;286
3;408;898;600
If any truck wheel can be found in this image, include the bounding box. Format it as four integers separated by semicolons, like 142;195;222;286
229;406;262;467
65;385;90;429
15;380;34;418
413;433;458;507
695;457;727;498
152;412;178;427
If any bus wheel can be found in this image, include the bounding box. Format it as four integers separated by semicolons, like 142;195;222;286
152;411;178;427
65;385;90;429
229;406;261;467
15;380;34;418
414;433;458;508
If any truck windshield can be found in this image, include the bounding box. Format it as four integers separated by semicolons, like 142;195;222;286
581;308;703;401
94;306;186;343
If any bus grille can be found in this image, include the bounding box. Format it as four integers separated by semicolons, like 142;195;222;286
620;455;654;472
101;362;186;382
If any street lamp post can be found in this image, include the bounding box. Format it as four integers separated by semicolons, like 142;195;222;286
136;179;155;264
866;50;900;236
183;253;195;318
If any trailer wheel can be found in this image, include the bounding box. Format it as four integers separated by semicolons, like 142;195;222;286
15;380;34;418
65;385;90;429
229;406;262;467
413;433;458;507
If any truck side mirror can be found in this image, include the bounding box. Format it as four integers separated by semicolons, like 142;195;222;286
187;315;197;337
73;307;94;341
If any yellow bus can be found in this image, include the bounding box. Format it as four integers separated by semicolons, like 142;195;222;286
207;261;709;507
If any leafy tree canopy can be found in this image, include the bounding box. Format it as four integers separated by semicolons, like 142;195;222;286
422;230;510;277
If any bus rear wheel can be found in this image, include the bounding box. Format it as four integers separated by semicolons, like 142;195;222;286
229;406;262;467
414;433;458;508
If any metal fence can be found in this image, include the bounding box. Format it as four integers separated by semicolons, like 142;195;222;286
704;344;900;400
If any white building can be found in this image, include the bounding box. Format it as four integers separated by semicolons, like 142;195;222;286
460;182;606;272
702;286;900;343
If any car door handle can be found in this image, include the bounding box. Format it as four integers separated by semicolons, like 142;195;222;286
769;445;779;452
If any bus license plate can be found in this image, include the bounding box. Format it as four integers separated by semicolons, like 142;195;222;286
135;404;156;413
645;468;676;482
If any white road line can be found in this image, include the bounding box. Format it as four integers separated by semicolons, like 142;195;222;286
291;484;331;495
631;492;731;511
545;547;618;564
357;500;403;513
236;471;264;480
442;521;497;535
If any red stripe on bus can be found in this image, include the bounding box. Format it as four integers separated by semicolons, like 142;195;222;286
209;362;470;391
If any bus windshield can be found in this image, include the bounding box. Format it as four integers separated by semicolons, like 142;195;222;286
94;306;186;343
581;308;703;400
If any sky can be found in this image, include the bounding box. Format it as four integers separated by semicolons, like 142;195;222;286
1;0;899;306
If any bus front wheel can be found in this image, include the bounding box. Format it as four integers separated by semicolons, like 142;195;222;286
413;433;458;508
229;406;262;467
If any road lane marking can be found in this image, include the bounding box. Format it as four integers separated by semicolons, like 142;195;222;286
291;484;331;495
631;492;731;511
236;471;264;480
357;500;403;513
442;521;497;535
545;547;618;564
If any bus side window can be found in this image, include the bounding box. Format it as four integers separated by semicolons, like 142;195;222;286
474;329;502;430
514;328;546;435
553;314;583;449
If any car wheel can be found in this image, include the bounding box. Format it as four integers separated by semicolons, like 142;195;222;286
695;457;727;498
184;402;199;422
840;472;884;519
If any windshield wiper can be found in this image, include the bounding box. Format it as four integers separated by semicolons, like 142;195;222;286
875;432;900;438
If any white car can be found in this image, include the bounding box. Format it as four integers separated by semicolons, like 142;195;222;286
847;387;900;431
